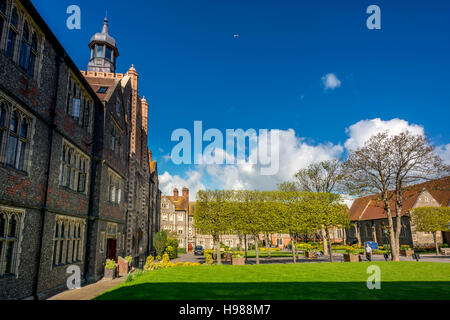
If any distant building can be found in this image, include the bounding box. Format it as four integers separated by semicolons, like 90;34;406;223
346;176;450;247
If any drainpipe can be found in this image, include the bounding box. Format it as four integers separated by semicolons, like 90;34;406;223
33;53;63;300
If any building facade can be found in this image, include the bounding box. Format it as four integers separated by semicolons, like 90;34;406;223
0;0;160;299
346;176;450;248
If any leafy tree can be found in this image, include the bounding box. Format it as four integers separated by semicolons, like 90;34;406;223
293;160;346;255
410;207;450;255
153;231;168;257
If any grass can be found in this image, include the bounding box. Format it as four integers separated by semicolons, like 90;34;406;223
96;262;450;300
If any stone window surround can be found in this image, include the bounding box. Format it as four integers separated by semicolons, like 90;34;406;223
107;168;122;205
51;215;85;269
0;206;25;278
65;72;94;134
0;0;44;82
0;94;34;173
59;139;90;195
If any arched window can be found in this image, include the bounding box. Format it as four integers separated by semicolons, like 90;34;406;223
0;0;7;14
6;8;19;58
11;7;18;27
83;100;90;129
0;102;6;151
0;210;24;276
6;112;19;166
0;0;6;47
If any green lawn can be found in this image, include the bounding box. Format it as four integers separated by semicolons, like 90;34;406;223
96;262;450;300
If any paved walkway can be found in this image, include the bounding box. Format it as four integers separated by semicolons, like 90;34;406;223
47;277;125;300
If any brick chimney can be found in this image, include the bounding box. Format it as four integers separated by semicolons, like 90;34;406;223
173;188;179;201
182;187;189;200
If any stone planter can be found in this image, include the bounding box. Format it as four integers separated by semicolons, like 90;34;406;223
104;267;116;279
343;253;360;262
118;257;130;276
223;252;233;262
305;251;318;259
400;249;414;257
232;257;245;265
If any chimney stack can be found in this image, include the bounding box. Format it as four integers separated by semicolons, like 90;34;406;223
182;187;189;200
173;188;179;201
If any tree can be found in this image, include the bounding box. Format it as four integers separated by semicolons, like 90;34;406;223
153;231;168;257
410;207;450;255
277;182;299;192
194;190;233;264
345;131;449;261
344;132;399;260
389;132;448;259
308;193;351;262
293;160;346;255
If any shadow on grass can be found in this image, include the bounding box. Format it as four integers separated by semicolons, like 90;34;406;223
95;281;450;300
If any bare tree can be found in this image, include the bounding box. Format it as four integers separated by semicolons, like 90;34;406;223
390;132;448;258
293;159;346;256
345;131;449;261
344;132;398;259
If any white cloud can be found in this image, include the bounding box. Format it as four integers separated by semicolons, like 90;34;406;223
344;118;424;150
321;73;341;90
435;143;450;165
159;170;206;198
160;118;448;200
205;129;344;191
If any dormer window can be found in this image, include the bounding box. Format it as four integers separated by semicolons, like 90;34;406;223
105;46;112;61
97;87;108;94
95;44;104;58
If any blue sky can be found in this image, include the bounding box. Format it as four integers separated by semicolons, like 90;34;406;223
32;0;450;195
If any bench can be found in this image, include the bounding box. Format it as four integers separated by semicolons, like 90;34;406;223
441;248;450;256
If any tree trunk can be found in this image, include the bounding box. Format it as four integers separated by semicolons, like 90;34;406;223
394;201;403;262
433;232;439;255
325;228;333;262
355;223;361;246
343;228;347;245
238;233;243;251
265;233;271;258
214;234;222;265
321;227;329;256
255;235;260;265
291;234;297;264
244;234;248;263
384;199;399;261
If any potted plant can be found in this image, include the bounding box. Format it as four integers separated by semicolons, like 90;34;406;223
400;245;414;257
343;249;361;262
232;253;245;265
223;251;233;262
104;259;117;279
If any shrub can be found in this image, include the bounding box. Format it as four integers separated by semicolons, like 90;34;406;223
105;259;116;270
165;245;178;259
205;253;213;265
176;262;184;267
192;262;201;266
167;238;178;248
144;255;155;271
124;256;133;265
183;262;193;267
156;255;161;261
125;273;134;283
178;248;187;254
153;231;168;257
346;249;360;255
204;249;214;256
441;243;449;248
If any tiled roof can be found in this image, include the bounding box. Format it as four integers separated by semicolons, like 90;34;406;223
349;176;450;221
162;195;189;212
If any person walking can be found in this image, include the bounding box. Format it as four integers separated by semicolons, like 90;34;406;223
365;244;372;261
